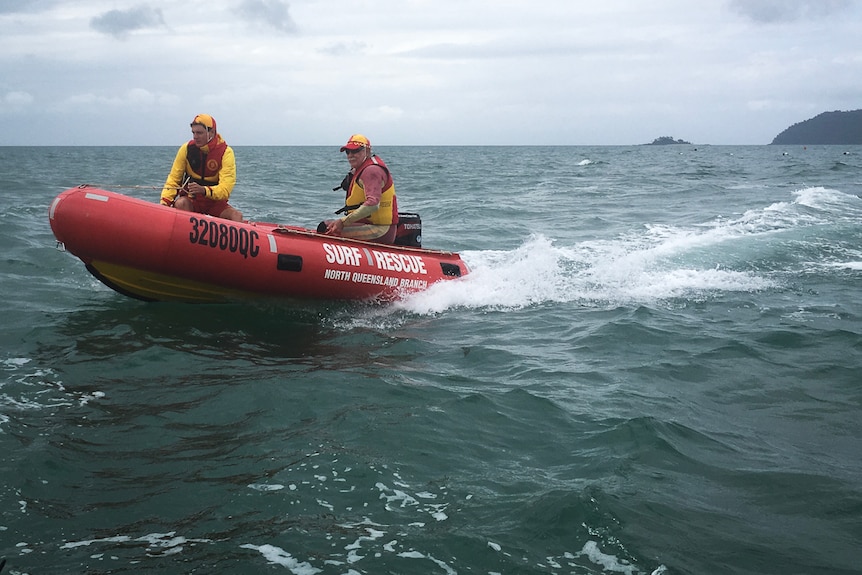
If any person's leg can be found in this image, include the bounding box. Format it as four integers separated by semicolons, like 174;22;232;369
341;223;396;244
218;206;243;221
173;196;194;211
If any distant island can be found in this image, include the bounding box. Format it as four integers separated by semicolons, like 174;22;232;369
771;110;862;145
644;136;692;145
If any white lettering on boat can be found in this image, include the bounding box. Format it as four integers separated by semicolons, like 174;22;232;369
370;251;428;274
399;278;428;290
323;243;363;267
351;272;386;285
322;244;427;276
323;269;352;281
322;268;426;290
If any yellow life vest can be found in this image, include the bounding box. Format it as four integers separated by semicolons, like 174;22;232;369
344;156;398;226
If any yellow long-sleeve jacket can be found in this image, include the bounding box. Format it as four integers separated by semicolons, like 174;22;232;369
160;137;236;206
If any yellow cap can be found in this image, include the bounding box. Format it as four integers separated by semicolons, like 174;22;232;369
340;134;370;152
191;113;216;132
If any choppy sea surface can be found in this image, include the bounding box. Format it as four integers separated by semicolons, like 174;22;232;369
1;144;861;575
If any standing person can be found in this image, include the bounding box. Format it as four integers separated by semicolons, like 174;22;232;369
322;134;398;244
160;114;242;221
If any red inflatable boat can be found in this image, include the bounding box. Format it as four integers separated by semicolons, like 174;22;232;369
49;186;468;303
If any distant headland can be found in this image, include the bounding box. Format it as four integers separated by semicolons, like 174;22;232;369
644;136;692;145
771;110;862;145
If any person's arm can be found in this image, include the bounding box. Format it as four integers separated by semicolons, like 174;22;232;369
160;145;188;206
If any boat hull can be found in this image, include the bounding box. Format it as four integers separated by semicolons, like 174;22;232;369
49;187;468;303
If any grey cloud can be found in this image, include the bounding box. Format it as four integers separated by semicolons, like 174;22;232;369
90;5;166;39
727;0;853;23
238;0;297;33
320;41;366;57
0;0;58;14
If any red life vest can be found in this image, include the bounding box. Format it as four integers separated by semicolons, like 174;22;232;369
185;136;228;186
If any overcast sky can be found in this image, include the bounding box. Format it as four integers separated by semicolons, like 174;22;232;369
1;0;860;146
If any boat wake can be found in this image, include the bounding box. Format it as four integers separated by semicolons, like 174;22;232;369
393;186;861;315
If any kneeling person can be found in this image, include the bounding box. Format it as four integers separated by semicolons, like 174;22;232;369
160;113;242;222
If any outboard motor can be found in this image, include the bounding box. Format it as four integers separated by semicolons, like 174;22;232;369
394;212;422;247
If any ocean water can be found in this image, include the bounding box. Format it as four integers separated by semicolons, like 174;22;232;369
1;144;861;575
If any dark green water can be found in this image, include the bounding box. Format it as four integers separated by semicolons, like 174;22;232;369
1;145;861;574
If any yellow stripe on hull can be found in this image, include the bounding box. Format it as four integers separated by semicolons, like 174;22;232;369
88;260;253;304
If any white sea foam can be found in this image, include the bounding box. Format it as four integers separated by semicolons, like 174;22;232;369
0;361;104;431
792;186;862;216
61;531;210;555
577;540;637;574
396;550;458;574
240;544;322;574
394;185;862;314
2;357;31;368
825;261;862;270
397;231;773;314
248;483;285;492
